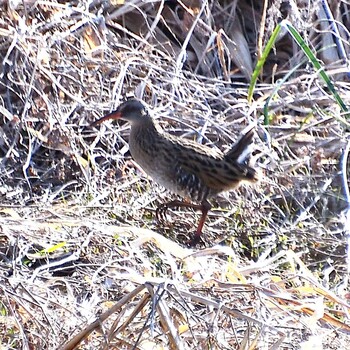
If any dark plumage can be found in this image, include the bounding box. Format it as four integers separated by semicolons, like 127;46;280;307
92;98;259;244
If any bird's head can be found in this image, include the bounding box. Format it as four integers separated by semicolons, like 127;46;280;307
91;98;149;127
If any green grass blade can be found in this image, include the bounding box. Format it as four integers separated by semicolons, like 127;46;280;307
248;23;282;103
282;20;349;116
249;19;349;124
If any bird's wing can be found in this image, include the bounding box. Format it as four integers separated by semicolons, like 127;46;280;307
176;149;258;196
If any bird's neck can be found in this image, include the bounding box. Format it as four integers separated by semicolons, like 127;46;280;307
129;116;163;159
130;115;161;138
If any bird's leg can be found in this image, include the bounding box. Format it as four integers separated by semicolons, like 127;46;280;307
156;199;212;246
156;200;196;224
190;199;212;246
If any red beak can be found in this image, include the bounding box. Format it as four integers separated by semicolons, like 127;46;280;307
90;111;122;127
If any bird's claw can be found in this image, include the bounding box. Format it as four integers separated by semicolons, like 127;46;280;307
186;234;202;247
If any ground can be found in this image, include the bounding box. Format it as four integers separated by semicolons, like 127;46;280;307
0;1;350;349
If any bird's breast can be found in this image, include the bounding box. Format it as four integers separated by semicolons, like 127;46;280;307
128;127;179;188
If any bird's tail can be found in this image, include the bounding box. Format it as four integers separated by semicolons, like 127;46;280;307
224;125;259;181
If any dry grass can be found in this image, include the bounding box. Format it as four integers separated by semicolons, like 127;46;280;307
1;1;350;349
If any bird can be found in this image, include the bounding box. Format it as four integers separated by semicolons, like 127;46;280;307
91;98;259;245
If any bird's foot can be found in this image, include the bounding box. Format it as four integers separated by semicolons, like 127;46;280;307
185;233;202;247
155;200;188;225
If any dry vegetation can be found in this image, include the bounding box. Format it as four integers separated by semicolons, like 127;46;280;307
1;0;350;349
